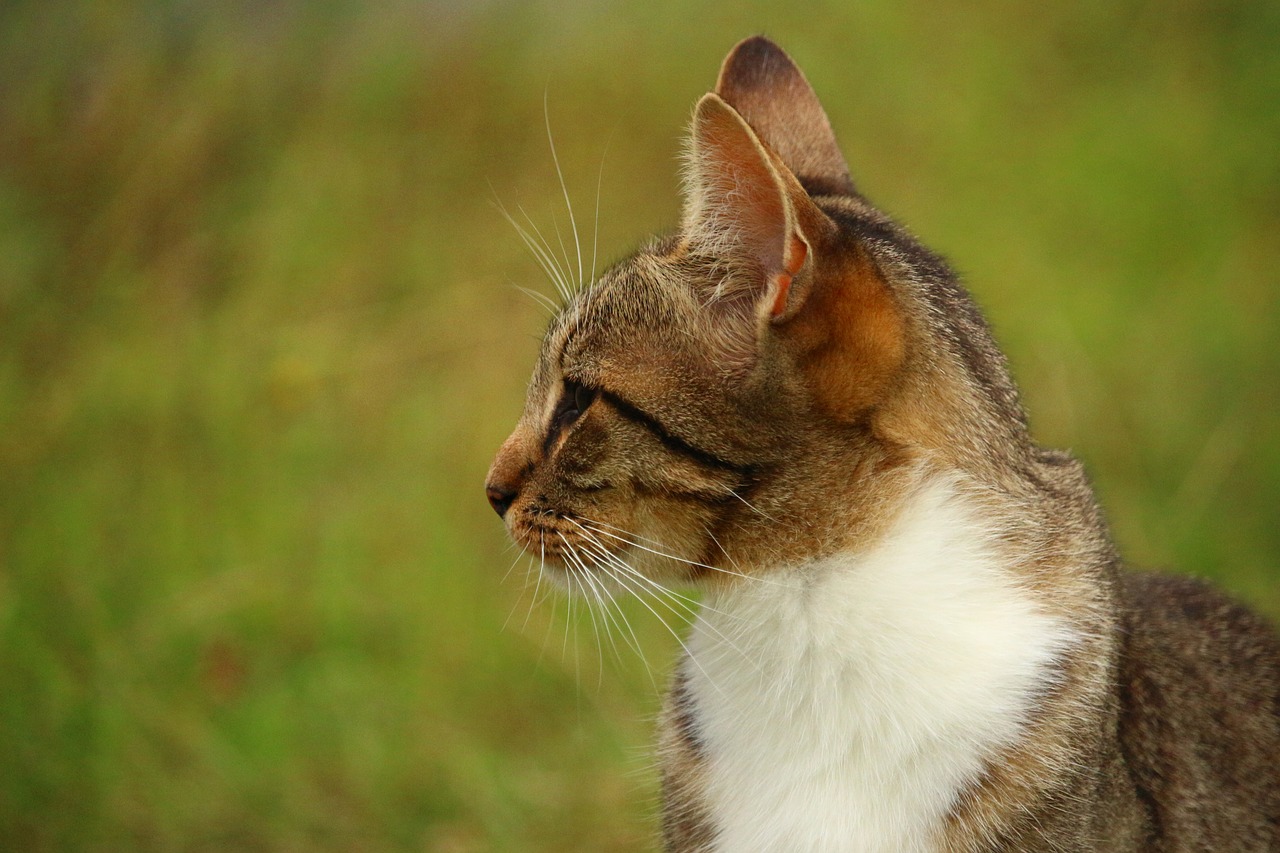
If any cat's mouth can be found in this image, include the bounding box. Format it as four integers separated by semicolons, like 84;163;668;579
510;508;629;572
508;502;713;588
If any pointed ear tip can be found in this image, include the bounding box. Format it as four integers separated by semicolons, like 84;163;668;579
727;35;787;60
692;92;736;125
719;35;795;79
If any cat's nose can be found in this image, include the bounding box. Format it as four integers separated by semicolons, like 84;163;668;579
486;483;517;518
487;426;534;520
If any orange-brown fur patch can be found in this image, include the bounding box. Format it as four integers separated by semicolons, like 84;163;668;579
786;244;906;422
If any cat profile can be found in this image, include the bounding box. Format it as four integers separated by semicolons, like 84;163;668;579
486;36;1280;852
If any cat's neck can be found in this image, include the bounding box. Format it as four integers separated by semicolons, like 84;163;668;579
685;475;1080;853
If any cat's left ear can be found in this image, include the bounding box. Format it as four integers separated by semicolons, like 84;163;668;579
682;92;828;326
715;36;855;197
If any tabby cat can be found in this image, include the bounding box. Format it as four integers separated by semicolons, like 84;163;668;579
485;36;1280;852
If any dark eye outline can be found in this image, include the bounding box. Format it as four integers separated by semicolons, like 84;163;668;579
545;379;598;452
555;379;597;428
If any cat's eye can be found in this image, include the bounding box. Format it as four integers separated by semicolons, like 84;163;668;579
554;379;597;431
573;382;595;417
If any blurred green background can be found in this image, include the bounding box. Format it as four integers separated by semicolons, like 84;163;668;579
1;1;1276;850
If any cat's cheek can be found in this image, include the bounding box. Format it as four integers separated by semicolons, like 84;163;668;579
627;503;723;583
556;417;611;479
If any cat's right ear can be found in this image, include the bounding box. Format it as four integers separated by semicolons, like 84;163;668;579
683;93;905;418
682;93;825;328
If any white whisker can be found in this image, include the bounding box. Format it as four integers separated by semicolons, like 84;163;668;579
545;92;584;289
562;522;738;694
535;543;558;669
573;545;627;668
515;284;561;316
579;518;782;587
522;545;548;634
590;134;612;287
490;191;571;304
549;211;576;297
598;557;726;698
501;553;536;633
573;525;760;673
724;486;776;522
560;544;575;662
499;547;525;585
518;205;574;303
577;546;657;690
559;533;607;687
569;519;717;618
591;564;666;692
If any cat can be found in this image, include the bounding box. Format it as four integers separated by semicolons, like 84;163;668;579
485;36;1280;853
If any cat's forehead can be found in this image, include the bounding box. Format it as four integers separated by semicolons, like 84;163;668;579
546;249;692;372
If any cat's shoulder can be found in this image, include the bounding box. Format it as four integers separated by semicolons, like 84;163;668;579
1117;570;1280;849
1121;570;1280;655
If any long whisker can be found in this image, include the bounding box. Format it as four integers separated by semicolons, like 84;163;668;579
579;519;783;587
723;486;777;522
570;524;760;682
560;542;575;664
499;546;526;585
569;519;732;619
572;525;759;672
492;195;572;304
548;210;576;298
559;534;607;687
601;560;726;698
703;526;742;575
522;544;549;634
518;205;575;303
489;188;568;295
508;214;569;301
545;92;584;290
575;546;657;691
535;542;559;669
589;564;664;692
590;133;613;288
515;284;561;317
501;552;536;633
573;570;594;687
571;544;628;669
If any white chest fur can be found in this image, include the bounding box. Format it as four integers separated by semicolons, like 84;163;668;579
685;479;1076;853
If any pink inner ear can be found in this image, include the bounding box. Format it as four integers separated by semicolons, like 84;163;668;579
784;232;808;275
769;273;792;319
769;236;808;318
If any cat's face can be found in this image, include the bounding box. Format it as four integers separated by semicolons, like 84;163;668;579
487;38;1027;589
486;232;877;589
486;245;767;587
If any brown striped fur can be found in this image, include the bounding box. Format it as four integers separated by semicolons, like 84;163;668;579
486;36;1280;852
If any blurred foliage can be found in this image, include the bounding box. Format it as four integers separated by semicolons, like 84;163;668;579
0;0;1276;850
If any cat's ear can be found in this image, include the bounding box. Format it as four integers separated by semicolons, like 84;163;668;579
683;93;905;413
682;92;820;325
715;36;855;197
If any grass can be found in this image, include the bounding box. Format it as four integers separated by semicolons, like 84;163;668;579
0;1;1276;850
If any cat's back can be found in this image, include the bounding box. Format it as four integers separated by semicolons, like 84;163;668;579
1118;571;1280;850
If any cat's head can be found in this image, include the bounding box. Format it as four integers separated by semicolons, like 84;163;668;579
486;37;1031;588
